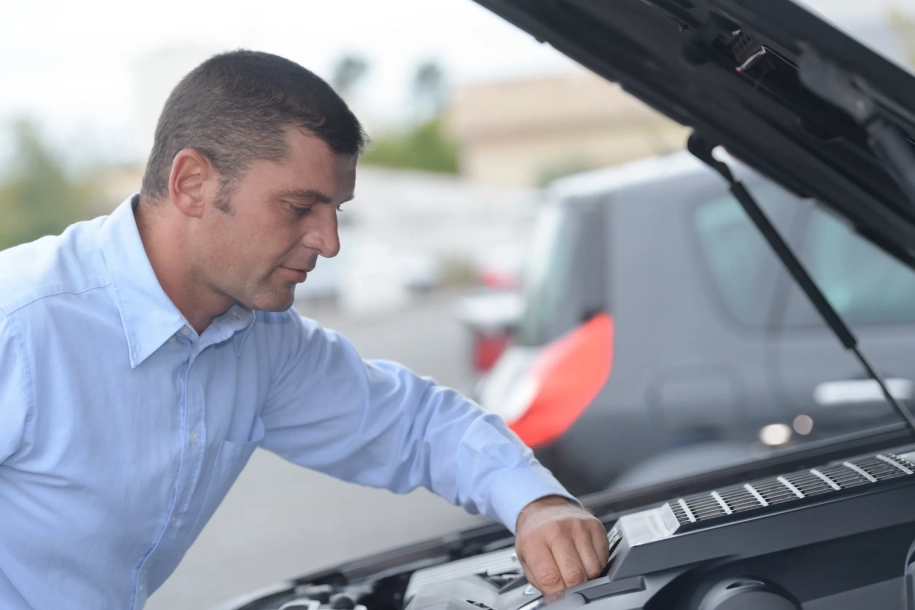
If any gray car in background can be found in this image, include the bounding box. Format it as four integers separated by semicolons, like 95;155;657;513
474;151;915;496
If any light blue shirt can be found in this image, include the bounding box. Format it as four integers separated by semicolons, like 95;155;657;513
0;195;571;610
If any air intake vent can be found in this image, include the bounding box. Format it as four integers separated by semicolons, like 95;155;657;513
667;453;915;531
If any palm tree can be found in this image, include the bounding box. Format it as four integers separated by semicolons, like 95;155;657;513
331;55;369;99
412;61;446;122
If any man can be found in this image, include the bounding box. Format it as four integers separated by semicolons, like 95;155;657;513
0;50;608;609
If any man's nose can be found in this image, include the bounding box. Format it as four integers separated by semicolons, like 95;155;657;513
301;206;341;258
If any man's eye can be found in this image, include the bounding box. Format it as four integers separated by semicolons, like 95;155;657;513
290;204;312;217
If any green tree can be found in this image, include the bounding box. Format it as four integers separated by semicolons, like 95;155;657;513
361;118;459;174
0;120;98;250
359;60;458;174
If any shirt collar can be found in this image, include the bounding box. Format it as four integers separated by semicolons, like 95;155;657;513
100;195;256;368
226;304;257;357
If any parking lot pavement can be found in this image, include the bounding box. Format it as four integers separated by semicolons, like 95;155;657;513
147;291;488;610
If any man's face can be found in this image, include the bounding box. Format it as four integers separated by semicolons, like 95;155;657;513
194;129;356;312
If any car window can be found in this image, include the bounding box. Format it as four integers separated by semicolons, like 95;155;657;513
785;207;915;326
692;182;799;327
515;203;576;346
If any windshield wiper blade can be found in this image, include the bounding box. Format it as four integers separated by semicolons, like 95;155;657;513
688;133;915;435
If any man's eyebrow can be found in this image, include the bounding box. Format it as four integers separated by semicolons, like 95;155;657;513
278;188;332;204
278;189;354;205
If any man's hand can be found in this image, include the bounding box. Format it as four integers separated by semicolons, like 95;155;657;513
515;495;610;595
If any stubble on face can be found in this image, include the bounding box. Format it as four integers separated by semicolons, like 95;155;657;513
212;178;237;216
198;130;356;314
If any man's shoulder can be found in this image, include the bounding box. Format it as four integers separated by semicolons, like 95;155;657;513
251;309;339;355
249;309;360;381
0;216;111;316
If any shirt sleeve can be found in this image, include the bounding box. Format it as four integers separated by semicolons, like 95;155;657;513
258;312;575;533
0;311;31;466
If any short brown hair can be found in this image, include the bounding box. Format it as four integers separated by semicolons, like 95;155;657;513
141;49;367;201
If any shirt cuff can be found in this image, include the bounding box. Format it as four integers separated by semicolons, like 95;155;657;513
488;465;580;534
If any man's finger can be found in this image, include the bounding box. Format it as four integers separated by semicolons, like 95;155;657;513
521;539;564;595
573;527;604;580
518;556;543;595
551;536;589;589
590;522;611;568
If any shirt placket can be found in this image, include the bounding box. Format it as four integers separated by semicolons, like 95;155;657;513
133;328;209;609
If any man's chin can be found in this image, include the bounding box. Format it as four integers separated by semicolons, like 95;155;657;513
246;288;297;313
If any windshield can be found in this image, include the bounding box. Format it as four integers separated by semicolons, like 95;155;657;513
797;0;915;76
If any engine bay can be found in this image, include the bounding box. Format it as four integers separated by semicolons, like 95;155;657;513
232;448;915;610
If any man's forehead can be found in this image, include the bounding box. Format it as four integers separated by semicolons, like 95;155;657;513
287;128;357;169
333;158;357;202
272;130;357;200
275;161;355;204
335;153;358;173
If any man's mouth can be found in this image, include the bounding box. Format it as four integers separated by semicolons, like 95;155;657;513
280;266;311;283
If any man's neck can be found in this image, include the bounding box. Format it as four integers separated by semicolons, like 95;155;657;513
134;200;231;334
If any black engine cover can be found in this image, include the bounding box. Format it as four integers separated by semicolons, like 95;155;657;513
405;451;915;610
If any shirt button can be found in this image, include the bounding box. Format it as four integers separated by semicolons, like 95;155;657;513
168;336;177;344
190;431;200;444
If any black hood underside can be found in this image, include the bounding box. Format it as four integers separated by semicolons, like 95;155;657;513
472;0;915;268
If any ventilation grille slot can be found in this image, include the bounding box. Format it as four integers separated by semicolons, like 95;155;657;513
730;31;758;64
667;453;915;530
607;525;623;554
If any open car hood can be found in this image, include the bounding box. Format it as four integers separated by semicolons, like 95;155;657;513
471;0;915;267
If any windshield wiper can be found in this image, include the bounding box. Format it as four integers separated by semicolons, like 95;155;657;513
687;133;915;435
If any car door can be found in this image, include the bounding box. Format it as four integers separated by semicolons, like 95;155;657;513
553;170;805;494
772;203;915;443
634;174;806;439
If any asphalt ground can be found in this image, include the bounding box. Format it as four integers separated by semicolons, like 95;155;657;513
147;291;490;610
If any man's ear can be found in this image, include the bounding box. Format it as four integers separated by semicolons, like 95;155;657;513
168;149;217;218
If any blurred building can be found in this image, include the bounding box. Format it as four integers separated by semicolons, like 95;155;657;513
444;68;690;188
322;166;538;315
348;166;536;256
